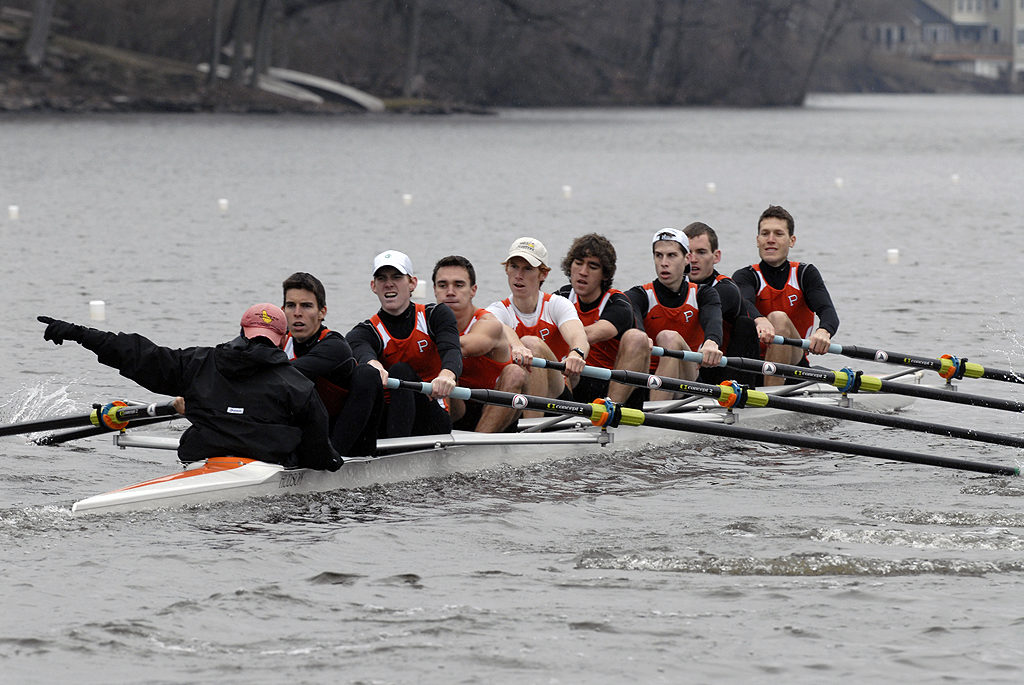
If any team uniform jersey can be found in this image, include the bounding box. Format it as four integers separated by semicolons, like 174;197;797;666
555;284;637;370
486;292;581;361
347;302;462;438
626;279;723;373
459;308;511;390
282;327;354;416
731;260;839;339
689;272;755;352
370;303;444;382
689;272;762;386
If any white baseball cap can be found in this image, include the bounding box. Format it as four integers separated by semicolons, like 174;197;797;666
651;228;688;252
504;236;548;268
372;250;414;278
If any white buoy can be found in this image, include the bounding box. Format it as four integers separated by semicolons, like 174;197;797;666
402;193;413;206
411;280;426;299
562;185;572;199
89;300;106;321
834;177;844;188
886;248;900;265
218;198;229;214
705;182;717;193
8;205;19;220
951;173;960;184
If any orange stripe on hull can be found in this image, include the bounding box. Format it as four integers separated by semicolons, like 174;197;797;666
117;457;257;492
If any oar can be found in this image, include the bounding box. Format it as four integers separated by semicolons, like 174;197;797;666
386;379;1019;477
773;335;1024;385
532;359;1024;450
652;347;1024;414
0;401;178;438
34;414;181;446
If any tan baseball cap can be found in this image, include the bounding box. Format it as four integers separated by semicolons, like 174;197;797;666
504;236;548;267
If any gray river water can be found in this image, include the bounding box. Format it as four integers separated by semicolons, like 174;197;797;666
1;94;1023;683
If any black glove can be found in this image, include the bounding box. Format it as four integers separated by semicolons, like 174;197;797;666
38;316;85;345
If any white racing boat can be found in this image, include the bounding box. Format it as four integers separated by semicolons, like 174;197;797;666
71;381;920;515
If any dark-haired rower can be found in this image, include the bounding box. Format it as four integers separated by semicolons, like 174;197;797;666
682;222;762;387
281;272;382;456
554;233;649;408
732;205;839;386
432;255;527;432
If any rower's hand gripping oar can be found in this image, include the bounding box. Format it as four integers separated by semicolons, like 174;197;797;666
652;347;1024;414
533;358;1024;450
0;400;178;438
773;335;1024;386
386;378;1019;477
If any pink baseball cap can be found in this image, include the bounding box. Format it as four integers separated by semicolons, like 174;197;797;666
240;303;288;345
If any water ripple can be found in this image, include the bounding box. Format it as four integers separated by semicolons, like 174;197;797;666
576;550;1024;576
865;507;1024;527
806;526;1024;551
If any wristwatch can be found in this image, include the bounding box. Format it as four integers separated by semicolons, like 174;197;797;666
570;347;586;359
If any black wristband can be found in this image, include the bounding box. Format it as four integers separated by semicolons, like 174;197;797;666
571;347;585;359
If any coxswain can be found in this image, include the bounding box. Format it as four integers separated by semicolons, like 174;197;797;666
38;304;342;470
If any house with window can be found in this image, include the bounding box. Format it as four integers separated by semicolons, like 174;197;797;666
920;0;1024;79
867;0;1024;81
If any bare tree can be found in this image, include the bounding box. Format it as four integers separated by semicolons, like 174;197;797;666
23;0;57;67
208;0;226;86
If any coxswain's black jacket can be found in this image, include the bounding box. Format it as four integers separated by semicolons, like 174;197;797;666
77;329;339;469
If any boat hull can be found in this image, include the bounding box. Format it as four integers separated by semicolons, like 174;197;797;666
71;385;915;515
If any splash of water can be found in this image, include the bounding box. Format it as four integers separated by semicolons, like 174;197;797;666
0;380;83;425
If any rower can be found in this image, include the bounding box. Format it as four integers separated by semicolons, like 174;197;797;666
625;228;724;399
281;272;382;456
553;233;650;407
347;250;462;438
485;236;589;414
682;222;762;387
37;305;342;471
731;205;839;386
432;255;527;432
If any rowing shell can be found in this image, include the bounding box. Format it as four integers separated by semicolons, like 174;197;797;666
71;382;917;515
